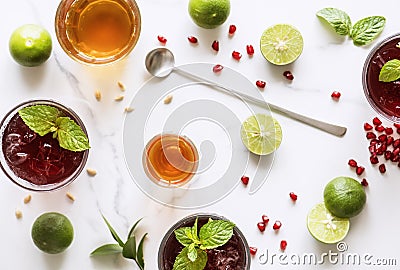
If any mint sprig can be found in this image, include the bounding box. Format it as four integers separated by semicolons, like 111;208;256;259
316;8;386;46
91;216;147;270
379;59;400;82
18;105;89;152
173;218;235;270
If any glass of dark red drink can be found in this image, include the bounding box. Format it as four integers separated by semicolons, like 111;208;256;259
0;100;89;191
362;33;400;122
158;213;250;270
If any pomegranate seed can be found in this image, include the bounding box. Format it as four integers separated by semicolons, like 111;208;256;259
387;136;394;146
289;192;298;201
273;221;282;230
385;127;394;135
370;155;379;164
280;240;288;251
375;125;385;132
348;159;358;167
261;215;269;225
257;222;266;232
370;139;379;146
384;151;392;160
211;40;219;51
157;35;167;44
394;123;400;128
232;51;242;60
366;132;377;140
356;166;365;175
249;247;258;256
397;128;400;135
361;178;369;187
393;139;400;148
256;80;266;89
331;91;341;100
246;45;254;56
379;164;386;173
369;145;377;154
392;147;400;157
187;36;198;44
283;71;294;80
364;123;373;131
376;143;386;155
372;117;382;126
241;175;249;185
378;134;387;142
228;24;237;35
213;64;224;73
391;154;400;162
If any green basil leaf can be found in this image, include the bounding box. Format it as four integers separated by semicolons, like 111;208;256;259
350;16;386;46
187;243;197;262
127;218;143;240
175;227;196;247
136;233;147;270
122;235;136;259
172;246;207;270
18;105;59;136
56;116;90;151
379;59;400;82
199;220;235;250
101;215;124;247
316;8;352;35
90;243;122;256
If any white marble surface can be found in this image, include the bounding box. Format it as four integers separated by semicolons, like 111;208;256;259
1;0;400;269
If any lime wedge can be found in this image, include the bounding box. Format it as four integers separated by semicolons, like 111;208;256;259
260;24;303;65
307;203;350;244
240;114;282;155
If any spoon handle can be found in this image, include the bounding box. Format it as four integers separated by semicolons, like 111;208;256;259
174;67;347;137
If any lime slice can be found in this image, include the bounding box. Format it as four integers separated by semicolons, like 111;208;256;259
307;203;350;244
240;114;282;155
260;24;303;65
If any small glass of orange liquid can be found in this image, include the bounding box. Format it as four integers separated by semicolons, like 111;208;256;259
55;0;141;65
143;134;199;187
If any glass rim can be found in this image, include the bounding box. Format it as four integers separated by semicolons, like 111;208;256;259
0;99;89;192
157;213;251;269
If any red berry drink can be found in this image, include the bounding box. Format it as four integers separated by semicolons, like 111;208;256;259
0;100;89;191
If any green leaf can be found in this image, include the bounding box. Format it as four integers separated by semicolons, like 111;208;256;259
18;105;60;136
172;246;207;270
350;16;386;46
199;220;235;250
56;117;90;151
102;215;125;247
175;227;196;247
127;218;143;240
191;218;200;243
316;8;352;36
122;235;136;259
379;59;400;82
90;244;123;256
136;233;147;270
187;243;197;262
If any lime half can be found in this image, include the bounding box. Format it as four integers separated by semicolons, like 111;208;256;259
307;203;350;244
240;114;282;155
260;24;303;65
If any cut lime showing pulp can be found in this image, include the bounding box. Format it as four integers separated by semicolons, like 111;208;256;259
307;203;350;244
260;24;303;65
240;114;282;155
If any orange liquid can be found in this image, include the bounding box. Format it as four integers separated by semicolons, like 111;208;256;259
144;134;198;186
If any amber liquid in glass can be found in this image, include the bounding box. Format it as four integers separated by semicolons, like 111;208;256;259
65;0;138;59
144;134;198;186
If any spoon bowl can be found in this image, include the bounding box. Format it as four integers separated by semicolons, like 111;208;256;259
145;47;175;77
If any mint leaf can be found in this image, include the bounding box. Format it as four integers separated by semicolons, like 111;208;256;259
191;218;200;243
175;227;197;247
199;220;235;250
316;8;351;36
172;246;207;270
56;117;90;151
350;16;386;46
187;243;197;262
102;215;125;247
90;244;123;256
122;235;137;259
379;59;400;82
18;105;59;136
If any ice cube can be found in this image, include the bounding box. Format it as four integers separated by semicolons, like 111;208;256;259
30;158;65;177
5;145;28;165
5;133;22;146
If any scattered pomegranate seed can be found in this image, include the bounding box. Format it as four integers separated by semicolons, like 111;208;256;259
370;139;379;146
256;80;266;89
394;123;400;128
273;221;282;230
356;166;365;175
361;178;369;187
364;123;373;131
397;128;400;135
378;134;387;142
348;159;358;167
187;36;198;44
157;35;167;44
246;45;254;56
375;125;385;132
249;247;258;256
393;139;400;148
241;176;249;185
384;151;392;160
211;40;219;51
289;192;298;201
261;215;269;225
228;24;237;35
280;240;288;251
385;127;394;135
257;222;266;232
331;91;341;100
373;117;382;126
283;71;294;80
387;136;394;145
213;64;224;73
379;164;386;173
366;132;377;140
370;155;379;164
393;147;400;157
232;51;242;60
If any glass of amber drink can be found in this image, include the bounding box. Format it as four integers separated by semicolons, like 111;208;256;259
55;0;141;65
143;134;199;187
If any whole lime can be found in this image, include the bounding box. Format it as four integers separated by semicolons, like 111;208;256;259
9;24;52;67
188;0;230;29
324;176;366;218
31;212;74;254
